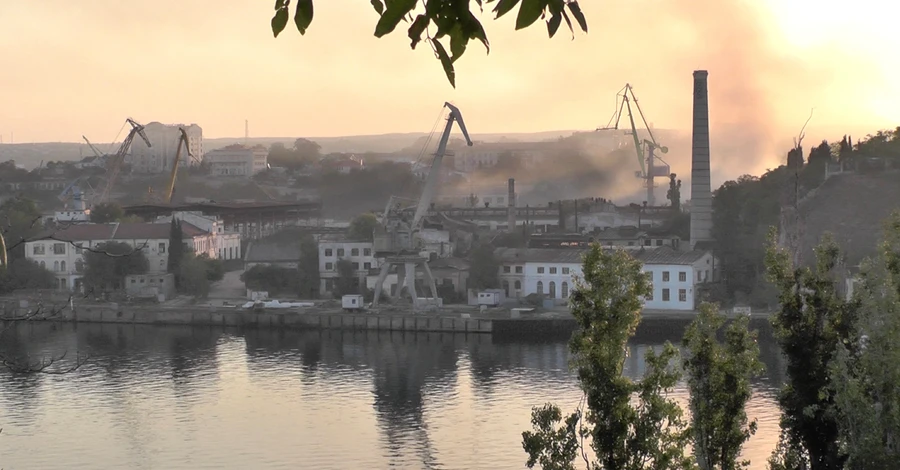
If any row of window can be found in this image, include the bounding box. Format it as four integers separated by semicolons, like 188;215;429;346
323;261;372;271
502;265;573;275
501;280;571;299
323;247;371;257
654;271;688;283
33;243;71;255
646;288;688;302
38;260;84;273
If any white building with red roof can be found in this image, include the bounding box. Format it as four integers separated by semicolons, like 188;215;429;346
25;221;216;291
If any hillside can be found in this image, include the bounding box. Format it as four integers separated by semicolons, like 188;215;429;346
799;171;900;266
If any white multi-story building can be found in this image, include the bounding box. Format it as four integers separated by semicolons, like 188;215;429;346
129;122;203;174
25;221;223;291
203;144;268;177
318;237;377;295
155;211;242;261
454;142;553;172
495;246;715;311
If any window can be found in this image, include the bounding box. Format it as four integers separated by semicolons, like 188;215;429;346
363;248;371;256
60;261;66;272
679;289;687;302
503;280;509;297
337;248;345;257
53;243;65;255
537;267;545;274
353;262;360;270
158;243;166;254
54;260;59;271
679;271;687;282
325;262;334;271
503;265;511;273
75;260;84;273
662;288;670;301
562;267;570;275
644;239;652;246
536;281;544;294
549;281;556;299
662;271;670;282
516;266;523;274
40;261;45;268
75;243;83;255
514;280;521;290
159;259;165;268
656;239;663;246
351;248;359;256
325;249;333;257
698;271;702;281
364;262;371;270
562;282;569;298
33;244;45;255
549;267;557;274
705;270;710;281
628;241;635;246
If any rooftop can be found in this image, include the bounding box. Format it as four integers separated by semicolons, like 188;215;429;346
30;221;206;242
494;247;589;264
428;257;470;271
244;240;303;263
632;246;710;265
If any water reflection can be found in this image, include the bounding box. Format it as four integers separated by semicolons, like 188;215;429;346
0;320;784;470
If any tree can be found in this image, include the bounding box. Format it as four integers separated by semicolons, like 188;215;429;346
667;173;682;211
0;258;56;293
297;235;319;298
90;202;124;223
269;0;588;88
198;253;225;282
83;241;149;291
167;219;185;275
178;253;211;298
333;258;358;297
682;302;764;470
468;243;499;290
242;264;301;296
293;137;322;160
764;229;853;470
347;213;378;241
0;197;43;261
829;212;900;469
522;247;692;470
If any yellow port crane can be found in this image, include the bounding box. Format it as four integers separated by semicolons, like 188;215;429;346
100;118;152;203
162;127;193;204
598;84;671;206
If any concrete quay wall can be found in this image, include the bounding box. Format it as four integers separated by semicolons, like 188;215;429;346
32;305;497;334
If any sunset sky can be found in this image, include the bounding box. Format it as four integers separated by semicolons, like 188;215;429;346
1;0;898;173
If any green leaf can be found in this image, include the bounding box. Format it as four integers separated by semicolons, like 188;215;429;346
546;11;561;37
371;0;384;15
407;14;429;49
431;39;456;88
567;1;588;32
294;0;314;35
271;7;289;37
449;23;467;60
561;9;574;39
374;0;417;37
516;0;544;30
492;0;519;19
467;12;490;53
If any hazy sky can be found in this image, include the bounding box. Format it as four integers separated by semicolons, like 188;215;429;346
1;0;898;171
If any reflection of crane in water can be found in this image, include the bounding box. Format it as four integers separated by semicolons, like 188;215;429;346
369;334;459;468
598;84;672;206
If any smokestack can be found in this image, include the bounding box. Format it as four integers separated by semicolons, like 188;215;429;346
507;178;516;232
690;70;713;249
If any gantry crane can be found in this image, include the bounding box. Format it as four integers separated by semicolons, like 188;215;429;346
99;118;151;203
372;102;473;309
598;84;671;206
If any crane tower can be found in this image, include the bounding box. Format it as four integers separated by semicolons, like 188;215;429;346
372;102;472;309
598;84;671;206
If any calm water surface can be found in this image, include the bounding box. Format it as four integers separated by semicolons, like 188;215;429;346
0;319;785;470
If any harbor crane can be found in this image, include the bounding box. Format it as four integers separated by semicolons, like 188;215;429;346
598;84;671;206
82;136;107;162
147;127;194;204
372;102;473;309
99;118;151;203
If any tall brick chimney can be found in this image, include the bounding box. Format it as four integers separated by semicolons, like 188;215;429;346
507;178;516;232
690;70;713;248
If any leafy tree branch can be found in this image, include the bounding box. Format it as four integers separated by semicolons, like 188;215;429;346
270;0;588;87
